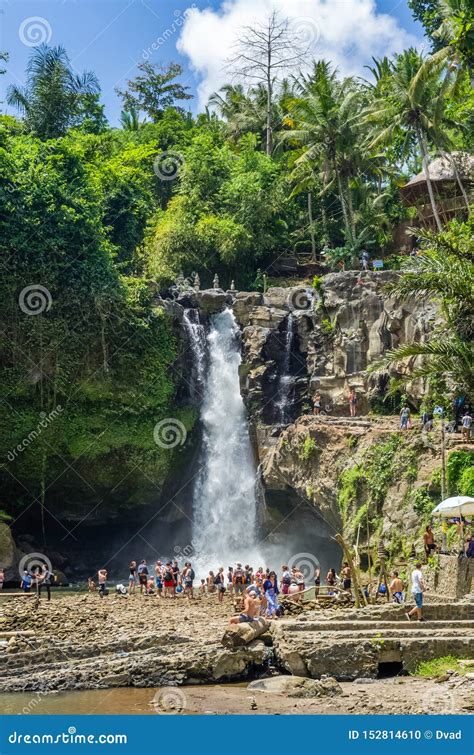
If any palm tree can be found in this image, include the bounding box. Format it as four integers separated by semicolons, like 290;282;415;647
209;79;295;150
120;107;143;131
429;0;474;87
365;49;448;231
7;45;99;139
370;224;474;391
281;62;366;246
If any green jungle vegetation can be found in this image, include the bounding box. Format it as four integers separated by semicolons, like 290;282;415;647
0;0;472;531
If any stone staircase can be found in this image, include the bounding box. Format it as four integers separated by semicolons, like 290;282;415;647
271;602;474;680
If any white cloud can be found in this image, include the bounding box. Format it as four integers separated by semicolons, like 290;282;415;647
177;0;421;108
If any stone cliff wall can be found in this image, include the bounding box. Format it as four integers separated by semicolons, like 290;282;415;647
227;272;465;561
233;271;438;420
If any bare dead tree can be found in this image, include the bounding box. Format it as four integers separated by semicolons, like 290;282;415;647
228;11;308;155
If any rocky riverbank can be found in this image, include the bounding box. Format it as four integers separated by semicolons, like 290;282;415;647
1;676;473;715
1;592;473;713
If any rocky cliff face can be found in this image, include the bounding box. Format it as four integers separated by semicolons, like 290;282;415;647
233;271;437;420
228;272;446;558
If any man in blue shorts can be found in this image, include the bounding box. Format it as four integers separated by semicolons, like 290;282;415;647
406;562;425;622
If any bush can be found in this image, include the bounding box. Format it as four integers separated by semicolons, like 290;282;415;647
298;436;318;461
411;488;435;520
459;466;474;496
447;451;474;495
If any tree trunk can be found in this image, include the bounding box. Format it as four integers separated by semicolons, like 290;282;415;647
321;201;329;245
334;533;368;607
346;178;356;241
442;150;471;212
40;448;46;546
336;170;352;240
417;127;443;232
221;617;270;648
307;191;317;262
266;41;272;156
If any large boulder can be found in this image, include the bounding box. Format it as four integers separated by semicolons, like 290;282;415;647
264;287;290;310
248;675;342;698
195;289;228;314
233;292;264;326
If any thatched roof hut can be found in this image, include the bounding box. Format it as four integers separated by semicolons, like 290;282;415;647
400;151;473;228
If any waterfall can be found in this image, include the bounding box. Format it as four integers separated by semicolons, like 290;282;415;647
275;313;295;424
182;309;207;401
192;309;260;569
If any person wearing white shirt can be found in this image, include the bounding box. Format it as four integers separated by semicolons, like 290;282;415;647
405;562;425;622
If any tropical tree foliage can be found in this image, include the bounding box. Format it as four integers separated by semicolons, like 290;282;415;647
7;45;104;139
116;62;192;121
371;221;474;391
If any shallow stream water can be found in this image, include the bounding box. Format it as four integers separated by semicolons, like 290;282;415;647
0;687;187;715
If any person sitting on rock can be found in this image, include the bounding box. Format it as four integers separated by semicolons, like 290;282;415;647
229;590;260;624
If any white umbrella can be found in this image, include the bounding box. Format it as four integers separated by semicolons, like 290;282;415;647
432;496;474;517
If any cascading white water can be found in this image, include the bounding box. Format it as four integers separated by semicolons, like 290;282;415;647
192;309;260;569
275;313;295;424
182;309;207;400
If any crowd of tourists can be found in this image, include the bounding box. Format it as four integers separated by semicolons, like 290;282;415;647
0;562;56;600
311;383;473;439
88;559;356;616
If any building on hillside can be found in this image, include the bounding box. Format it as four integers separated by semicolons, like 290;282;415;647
399;151;474;230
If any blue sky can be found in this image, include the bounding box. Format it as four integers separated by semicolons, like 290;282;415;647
0;0;423;126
